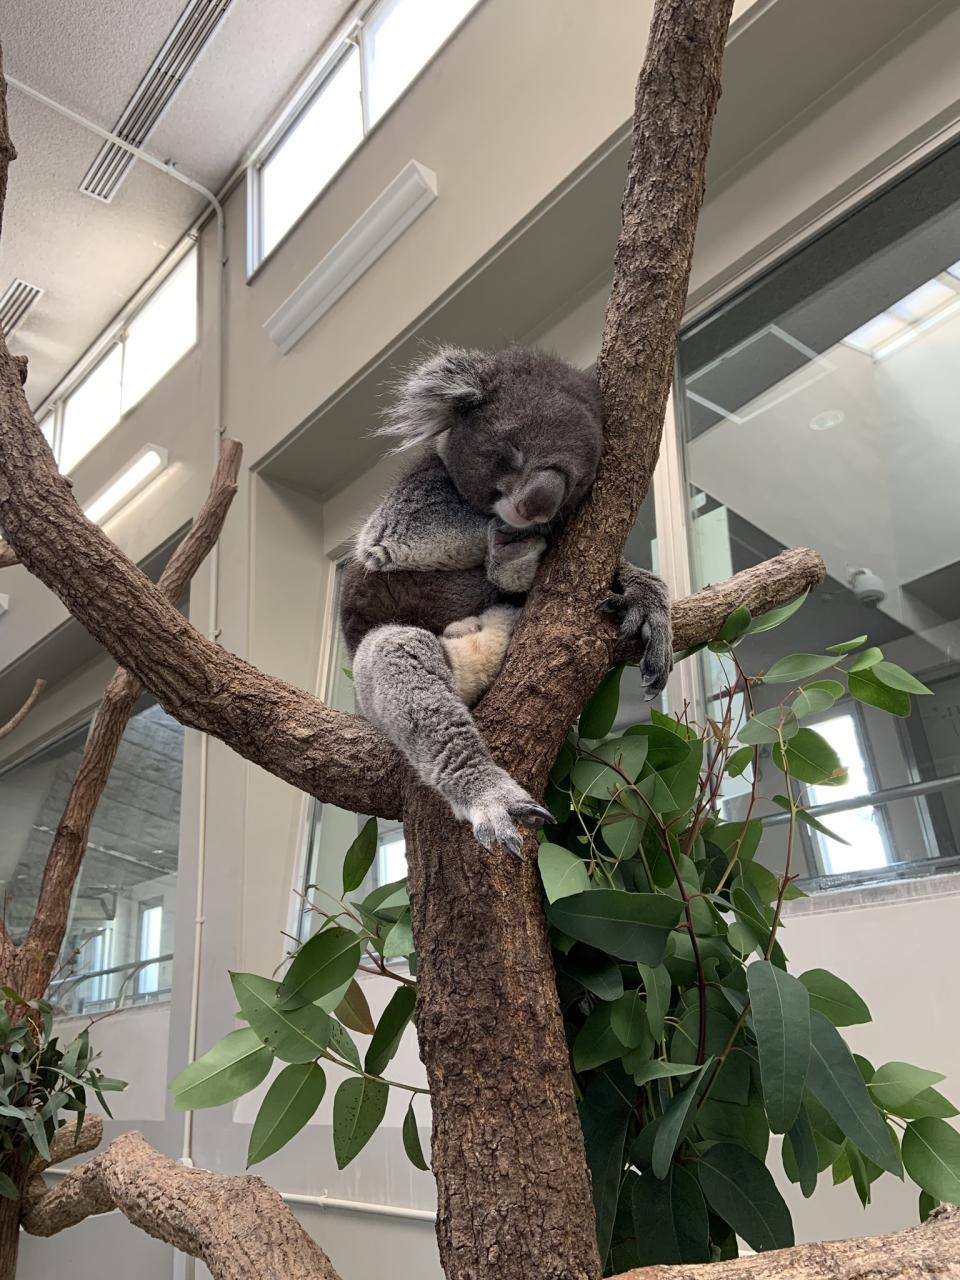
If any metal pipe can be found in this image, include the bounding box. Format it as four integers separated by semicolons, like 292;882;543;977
281;1191;436;1223
760;771;960;827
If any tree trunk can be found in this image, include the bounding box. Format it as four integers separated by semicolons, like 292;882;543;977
0;1161;26;1278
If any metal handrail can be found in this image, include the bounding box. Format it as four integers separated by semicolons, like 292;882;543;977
49;953;174;1011
759;771;960;827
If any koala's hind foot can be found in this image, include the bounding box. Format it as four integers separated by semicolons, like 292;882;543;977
442;604;520;706
352;622;550;857
603;563;673;698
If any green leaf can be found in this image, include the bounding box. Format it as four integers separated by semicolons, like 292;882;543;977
747;591;808;635
698;1143;794;1251
799;970;871;1026
630;1060;701;1087
247;1062;326;1167
902;1119;960;1203
402;1099;429;1171
365;986;416;1077
383;911;414;961
610;990;649;1049
786;1105;819;1198
920;1189;939;1222
332;1076;389;1169
573;1004;626;1071
747;961;811;1133
806;1011;899;1174
559;948;624;1001
630;1165;711;1265
231;973;332;1063
651;1062;710;1178
334;980;376;1036
538;844;592;904
788;804;851;845
171;1028;272;1111
774;727;848;787
870;1063;946;1111
871;661;932;696
739;708;798;746
826;635;867;655
0;1171;17;1200
580;664;625;738
280;927;363;1009
637;963;671;1039
572;737;649;799
892;1087;959;1120
726;746;754;778
548;891;683;964
579;1068;634;1266
763;654;836;684
792;680;844;719
848;646;883;672
342;818;379;894
327;1019;361;1070
849;668;912;717
717;606;752;645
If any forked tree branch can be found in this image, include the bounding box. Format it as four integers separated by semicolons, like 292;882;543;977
21;1130;342;1280
10;439;243;999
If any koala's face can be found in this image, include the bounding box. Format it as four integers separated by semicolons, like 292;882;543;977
384;348;604;529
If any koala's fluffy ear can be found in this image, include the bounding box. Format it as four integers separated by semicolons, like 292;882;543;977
380;347;486;450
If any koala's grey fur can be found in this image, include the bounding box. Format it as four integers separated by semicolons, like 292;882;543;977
340;346;672;857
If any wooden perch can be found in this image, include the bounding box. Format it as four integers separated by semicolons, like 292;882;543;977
0;677;44;740
21;1130;342;1280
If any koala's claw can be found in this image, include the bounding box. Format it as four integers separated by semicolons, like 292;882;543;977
602;573;673;698
467;781;552;858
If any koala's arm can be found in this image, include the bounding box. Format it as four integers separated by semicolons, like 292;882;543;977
603;561;673;697
484;522;548;594
355;454;489;573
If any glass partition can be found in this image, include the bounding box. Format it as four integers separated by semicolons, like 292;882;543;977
675;139;960;892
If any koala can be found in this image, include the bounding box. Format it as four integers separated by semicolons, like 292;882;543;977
340;347;672;857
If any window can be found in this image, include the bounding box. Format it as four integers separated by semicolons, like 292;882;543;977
675;137;960;893
46;248;197;475
121;251;198;413
251;0;481;267
261;49;364;256
0;700;183;1014
363;0;479;124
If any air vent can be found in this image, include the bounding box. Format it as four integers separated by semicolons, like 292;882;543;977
0;279;44;337
79;0;234;202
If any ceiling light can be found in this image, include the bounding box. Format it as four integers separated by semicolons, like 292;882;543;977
889;278;955;323
947;261;960;281
809;409;845;432
876;295;960;360
843;312;906;355
83;446;167;526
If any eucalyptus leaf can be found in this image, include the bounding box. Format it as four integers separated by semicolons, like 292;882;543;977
580;665;625;738
651;1062;710;1178
171;1029;273;1112
763;654;836;684
332;1076;389;1169
630;1164;711;1265
747;961;811;1133
870;1063;946;1112
402;1099;429;1171
806;1012;899;1174
231;973;332;1063
342;818;379;894
902;1118;960;1204
871;661;932;696
786;1104;819;1198
799;970;871;1026
365;986;416;1077
774;728;848;787
698;1142;794;1251
849;667;912;717
847;647;883;672
538;844;592;904
548;890;683;964
746;592;808;635
826;636;867;655
637;963;671;1039
247;1062;326;1167
280;927;363;1009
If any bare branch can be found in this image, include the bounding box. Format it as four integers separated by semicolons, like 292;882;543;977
610;1207;960;1280
0;677;44;740
21;1130;342;1280
29;1115;103;1176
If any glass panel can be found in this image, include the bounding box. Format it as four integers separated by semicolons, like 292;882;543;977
60;345;122;474
0;701;183;1013
261;48;364;255
121;250;198;413
676;138;960;893
37;413;54;448
364;0;479;124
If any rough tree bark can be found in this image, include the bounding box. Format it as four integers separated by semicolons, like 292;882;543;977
2;6;941;1280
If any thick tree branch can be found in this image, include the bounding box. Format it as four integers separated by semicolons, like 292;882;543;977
0;677;44;740
30;1115;103;1175
21;1131;342;1280
12;440;242;998
610;1207;960;1280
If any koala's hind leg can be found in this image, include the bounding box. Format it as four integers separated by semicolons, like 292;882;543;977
352;623;549;858
442;604;520;706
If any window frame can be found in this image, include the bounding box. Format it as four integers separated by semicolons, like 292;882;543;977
245;0;484;276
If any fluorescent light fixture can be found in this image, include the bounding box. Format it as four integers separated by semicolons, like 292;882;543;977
947;261;960;281
83;445;167;525
875;295;960;360
889;278;955;323
264;160;438;354
843;312;906;355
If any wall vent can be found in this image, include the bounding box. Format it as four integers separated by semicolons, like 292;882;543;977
0;279;44;337
79;0;234;202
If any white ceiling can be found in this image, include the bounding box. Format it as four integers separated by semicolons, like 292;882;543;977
0;0;353;405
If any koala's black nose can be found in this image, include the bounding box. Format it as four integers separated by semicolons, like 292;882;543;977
515;469;566;523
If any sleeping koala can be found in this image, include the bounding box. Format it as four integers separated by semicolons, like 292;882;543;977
340;346;672;856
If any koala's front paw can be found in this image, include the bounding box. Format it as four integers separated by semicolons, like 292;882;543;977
357;541;399;573
466;771;552;860
486;524;548;593
603;567;673;698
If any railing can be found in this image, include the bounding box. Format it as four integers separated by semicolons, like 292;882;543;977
47;953;174;1016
